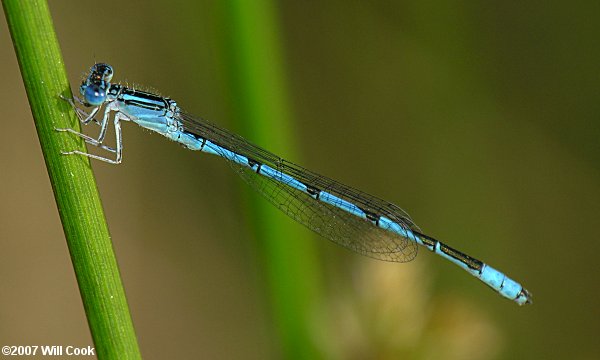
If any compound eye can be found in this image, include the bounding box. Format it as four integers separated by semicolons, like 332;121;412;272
83;84;107;106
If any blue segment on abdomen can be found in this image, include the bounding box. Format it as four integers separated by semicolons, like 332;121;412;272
378;216;409;238
481;265;522;299
178;133;205;150
258;165;308;193
201;141;308;194
318;192;366;218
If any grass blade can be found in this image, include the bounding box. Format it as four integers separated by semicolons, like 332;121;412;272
2;1;141;358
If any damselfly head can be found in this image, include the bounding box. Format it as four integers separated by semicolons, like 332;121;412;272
90;63;114;82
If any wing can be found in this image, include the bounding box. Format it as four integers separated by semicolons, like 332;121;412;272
178;112;419;262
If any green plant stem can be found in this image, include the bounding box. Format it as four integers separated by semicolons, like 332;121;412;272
2;1;141;359
219;1;324;359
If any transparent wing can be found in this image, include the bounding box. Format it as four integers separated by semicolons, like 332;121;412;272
178;112;419;262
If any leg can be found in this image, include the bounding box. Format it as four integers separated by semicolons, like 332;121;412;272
61;111;125;164
60;94;101;125
56;104;112;145
57;129;117;153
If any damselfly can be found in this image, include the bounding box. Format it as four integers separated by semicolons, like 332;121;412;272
57;63;532;305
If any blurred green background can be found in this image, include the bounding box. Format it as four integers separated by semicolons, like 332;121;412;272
1;1;599;359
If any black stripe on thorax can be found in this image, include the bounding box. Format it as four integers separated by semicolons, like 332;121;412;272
120;88;170;111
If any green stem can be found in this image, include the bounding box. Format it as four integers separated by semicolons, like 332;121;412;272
2;1;141;359
218;1;324;359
